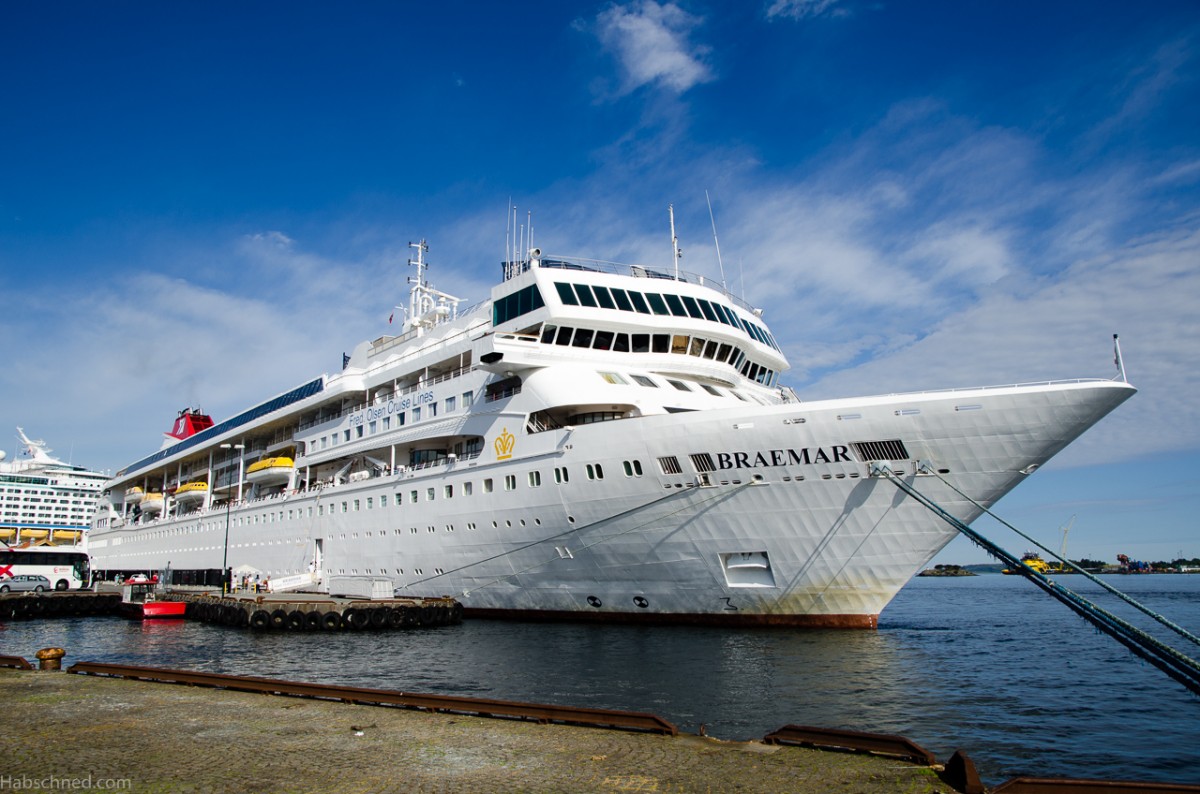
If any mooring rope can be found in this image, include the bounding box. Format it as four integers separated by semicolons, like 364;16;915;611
871;463;1200;697
924;466;1200;651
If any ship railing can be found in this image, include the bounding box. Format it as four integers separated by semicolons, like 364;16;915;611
297;365;479;433
866;377;1123;400
367;303;490;359
531;255;759;314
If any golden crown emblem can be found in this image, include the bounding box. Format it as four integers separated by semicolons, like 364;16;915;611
494;428;515;460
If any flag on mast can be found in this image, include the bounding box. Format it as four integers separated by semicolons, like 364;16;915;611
1113;334;1127;382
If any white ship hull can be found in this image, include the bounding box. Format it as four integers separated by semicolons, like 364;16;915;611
89;377;1132;626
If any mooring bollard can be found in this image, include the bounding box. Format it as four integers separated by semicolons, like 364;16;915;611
35;647;66;671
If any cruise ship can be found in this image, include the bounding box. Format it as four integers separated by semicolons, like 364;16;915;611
1;428;105;547
89;238;1135;626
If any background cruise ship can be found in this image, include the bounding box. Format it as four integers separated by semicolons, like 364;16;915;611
1;428;103;548
88;240;1134;626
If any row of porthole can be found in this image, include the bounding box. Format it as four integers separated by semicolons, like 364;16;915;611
587;595;650;609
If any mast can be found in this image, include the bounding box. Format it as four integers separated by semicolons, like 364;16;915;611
669;204;682;278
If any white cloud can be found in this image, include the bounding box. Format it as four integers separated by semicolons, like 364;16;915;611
595;1;713;95
765;0;848;20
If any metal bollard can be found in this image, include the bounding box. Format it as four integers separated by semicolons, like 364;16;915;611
35;647;66;671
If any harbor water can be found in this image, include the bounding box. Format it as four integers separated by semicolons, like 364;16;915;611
3;573;1198;785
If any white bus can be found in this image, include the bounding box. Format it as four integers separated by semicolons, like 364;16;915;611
0;546;90;591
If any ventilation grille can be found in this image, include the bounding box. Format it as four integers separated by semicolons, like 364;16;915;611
658;456;683;475
851;439;910;462
690;453;716;473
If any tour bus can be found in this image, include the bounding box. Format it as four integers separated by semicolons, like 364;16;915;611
0;546;90;590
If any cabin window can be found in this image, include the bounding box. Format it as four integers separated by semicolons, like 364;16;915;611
668;379;691;392
483;478;493;493
593;330;614;350
632;374;657;388
504;475;516;491
555;282;578;305
681;295;704;319
444;485;453;498
613;333;630;352
541;324;558;343
698;299;720;322
463;482;473;496
611;288;633;311
528;471;541;487
664;294;687;317
631;334;650;353
555;466;569;484
652;334;670;353
646;293;670;315
671;335;689;354
446;396;456;413
623;460;644;477
599;371;626;384
554;327;573;346
586;463;605;480
689;337;705;356
628;291;652;314
592;286;616;309
572;328;594;348
573;284;598;307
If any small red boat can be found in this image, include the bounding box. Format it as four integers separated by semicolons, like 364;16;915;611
119;582;186;619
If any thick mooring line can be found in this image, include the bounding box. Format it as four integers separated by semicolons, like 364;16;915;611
871;463;1200;697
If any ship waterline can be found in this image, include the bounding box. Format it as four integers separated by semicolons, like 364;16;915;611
89;239;1134;624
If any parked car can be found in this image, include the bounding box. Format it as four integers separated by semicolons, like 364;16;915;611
125;573;150;583
0;574;52;593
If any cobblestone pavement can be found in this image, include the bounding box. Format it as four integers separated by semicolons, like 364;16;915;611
0;670;956;793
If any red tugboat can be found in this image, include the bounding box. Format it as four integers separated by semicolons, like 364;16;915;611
119;577;186;619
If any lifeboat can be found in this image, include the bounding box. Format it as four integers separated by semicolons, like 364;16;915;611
174;481;208;505
21;529;49;540
246;457;294;487
0;528;15;541
139;493;164;515
52;530;82;544
125;486;144;505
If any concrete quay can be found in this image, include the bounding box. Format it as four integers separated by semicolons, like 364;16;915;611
0;667;958;794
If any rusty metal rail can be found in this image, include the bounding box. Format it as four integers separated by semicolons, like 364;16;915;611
990;779;1200;793
67;661;677;735
0;655;34;670
763;724;939;766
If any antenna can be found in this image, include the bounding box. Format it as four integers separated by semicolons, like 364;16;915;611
669;204;682;278
705;190;727;290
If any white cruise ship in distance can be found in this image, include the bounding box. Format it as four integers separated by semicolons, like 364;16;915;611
1;428;104;548
89;233;1135;627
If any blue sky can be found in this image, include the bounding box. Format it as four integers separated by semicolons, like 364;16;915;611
2;1;1198;565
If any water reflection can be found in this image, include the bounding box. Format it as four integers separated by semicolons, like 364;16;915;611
2;574;1198;785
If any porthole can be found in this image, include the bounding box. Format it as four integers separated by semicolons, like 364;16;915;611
633;596;649;609
586;595;602;608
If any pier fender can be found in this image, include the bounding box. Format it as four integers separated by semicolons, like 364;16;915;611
419;606;437;627
401;607;419;628
344;608;369;630
369;608;389;629
269;609;288;629
249;610;271;630
320;611;342;631
287;611;307;631
304;611;322;630
387;609;405;629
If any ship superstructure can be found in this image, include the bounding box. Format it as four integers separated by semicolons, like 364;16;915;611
89;238;1134;626
1;428;104;547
